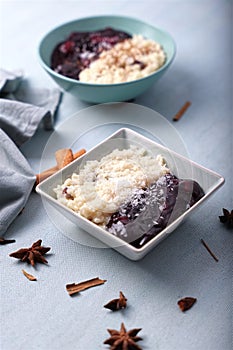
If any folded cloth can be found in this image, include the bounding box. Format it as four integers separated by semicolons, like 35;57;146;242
0;128;36;235
0;68;62;130
0;99;53;146
0;68;62;234
0;68;23;92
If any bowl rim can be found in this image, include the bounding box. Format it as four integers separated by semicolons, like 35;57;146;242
38;14;176;87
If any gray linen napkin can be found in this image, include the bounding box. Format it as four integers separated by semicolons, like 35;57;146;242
0;68;62;131
0;128;36;235
0;68;23;92
0;68;62;234
0;99;54;146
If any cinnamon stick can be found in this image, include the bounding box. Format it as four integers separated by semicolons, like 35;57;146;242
55;148;74;169
35;148;86;185
66;277;107;296
173;101;191;121
35;166;58;185
73;148;86;160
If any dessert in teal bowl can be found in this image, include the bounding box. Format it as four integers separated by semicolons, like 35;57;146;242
38;15;176;103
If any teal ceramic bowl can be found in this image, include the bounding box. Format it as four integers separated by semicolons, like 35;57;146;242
38;15;176;103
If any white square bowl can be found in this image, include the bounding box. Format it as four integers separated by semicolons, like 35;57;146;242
36;128;224;260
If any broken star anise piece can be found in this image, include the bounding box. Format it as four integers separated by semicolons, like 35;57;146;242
104;322;143;350
104;291;127;311
22;269;37;281
9;239;51;266
219;208;233;228
177;297;197;312
0;237;16;245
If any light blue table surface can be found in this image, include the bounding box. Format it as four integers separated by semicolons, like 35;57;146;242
0;1;232;350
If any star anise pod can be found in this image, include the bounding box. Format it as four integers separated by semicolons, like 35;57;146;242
9;239;51;266
104;291;127;311
219;208;233;227
104;322;143;350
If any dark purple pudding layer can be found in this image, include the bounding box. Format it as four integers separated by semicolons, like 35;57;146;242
51;27;131;80
106;173;205;248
